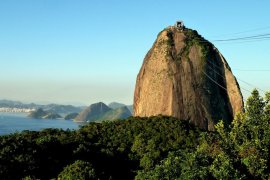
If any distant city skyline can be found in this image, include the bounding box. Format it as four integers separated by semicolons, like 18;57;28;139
0;0;270;105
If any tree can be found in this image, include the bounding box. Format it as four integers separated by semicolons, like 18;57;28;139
212;89;270;178
246;89;265;122
58;160;96;180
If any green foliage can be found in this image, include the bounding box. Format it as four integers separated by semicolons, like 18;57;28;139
135;151;184;180
246;89;265;122
135;90;270;180
95;106;131;122
209;151;242;179
0;116;200;179
196;89;270;179
183;29;212;61
138;134;212;180
2;90;270;179
58;160;96;180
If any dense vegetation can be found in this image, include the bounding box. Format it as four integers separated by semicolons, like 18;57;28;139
1;89;270;179
0;115;201;179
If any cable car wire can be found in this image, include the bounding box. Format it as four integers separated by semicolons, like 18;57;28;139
206;61;262;93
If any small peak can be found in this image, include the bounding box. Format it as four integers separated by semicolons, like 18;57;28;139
90;102;107;107
165;20;186;32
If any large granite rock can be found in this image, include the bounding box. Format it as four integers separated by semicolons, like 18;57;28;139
133;26;243;131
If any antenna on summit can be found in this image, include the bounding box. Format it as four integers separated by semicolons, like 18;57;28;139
175;20;185;30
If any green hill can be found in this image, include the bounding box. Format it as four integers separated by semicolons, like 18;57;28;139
28;108;62;119
75;102;111;122
96;106;132;122
64;113;79;120
75;102;131;122
108;102;126;109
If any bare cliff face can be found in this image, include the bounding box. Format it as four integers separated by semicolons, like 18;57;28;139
133;26;244;131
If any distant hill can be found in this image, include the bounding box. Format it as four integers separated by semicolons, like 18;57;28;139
0;99;83;115
96;106;132;122
43;104;82;115
127;105;133;115
28;108;62;119
108;102;133;114
28;108;47;119
75;102;111;122
0;99;132;118
108;102;126;109
43;113;62;119
0;99;35;109
64;113;79;120
75;102;132;122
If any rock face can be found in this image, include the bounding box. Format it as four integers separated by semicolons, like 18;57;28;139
133;26;244;131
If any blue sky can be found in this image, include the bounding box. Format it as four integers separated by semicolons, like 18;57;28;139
0;0;269;105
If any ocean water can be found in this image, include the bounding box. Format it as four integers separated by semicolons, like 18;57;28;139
0;112;83;136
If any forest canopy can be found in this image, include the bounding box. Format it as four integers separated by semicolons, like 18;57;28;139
1;89;270;179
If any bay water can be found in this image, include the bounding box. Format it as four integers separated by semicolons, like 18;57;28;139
0;112;83;136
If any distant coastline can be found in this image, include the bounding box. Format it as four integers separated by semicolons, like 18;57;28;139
0;107;35;113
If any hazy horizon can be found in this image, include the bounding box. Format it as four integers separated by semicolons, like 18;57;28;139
0;96;132;107
1;0;270;105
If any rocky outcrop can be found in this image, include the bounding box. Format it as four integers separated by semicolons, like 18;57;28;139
133;26;243;131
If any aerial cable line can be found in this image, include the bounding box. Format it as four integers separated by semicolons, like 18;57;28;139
236;79;266;93
205;57;270;72
202;70;247;102
202;70;227;91
205;61;260;93
212;33;270;42
206;60;264;93
185;38;270;46
186;33;270;44
205;64;252;94
233;68;270;72
213;38;270;44
199;38;270;44
209;26;270;38
216;37;270;44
